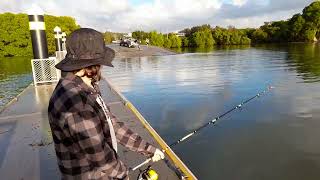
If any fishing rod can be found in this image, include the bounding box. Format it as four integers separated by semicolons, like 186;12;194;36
131;86;274;172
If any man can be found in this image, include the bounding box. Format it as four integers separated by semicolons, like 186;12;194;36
48;28;164;180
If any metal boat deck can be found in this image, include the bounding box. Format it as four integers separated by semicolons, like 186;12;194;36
0;79;196;179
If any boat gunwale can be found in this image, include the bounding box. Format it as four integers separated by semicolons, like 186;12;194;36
103;77;198;180
0;83;33;114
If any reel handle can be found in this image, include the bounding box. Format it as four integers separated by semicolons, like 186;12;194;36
131;149;166;171
131;158;152;171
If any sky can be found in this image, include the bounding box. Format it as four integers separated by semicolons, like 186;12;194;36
0;0;315;33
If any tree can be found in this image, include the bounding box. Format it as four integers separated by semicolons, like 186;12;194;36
132;30;149;41
271;21;289;42
229;31;241;45
189;24;211;36
288;14;306;41
302;1;320;40
0;13;79;57
302;22;317;42
181;37;189;47
302;1;320;28
44;15;79;54
192;30;214;47
240;36;251;45
0;13;32;57
103;32;114;44
163;37;172;48
212;26;225;45
149;31;164;47
251;29;268;43
169;34;182;48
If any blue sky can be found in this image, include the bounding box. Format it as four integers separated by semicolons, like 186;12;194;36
0;0;315;32
129;0;153;5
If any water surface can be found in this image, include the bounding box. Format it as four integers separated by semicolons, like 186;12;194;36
103;43;320;180
0;57;32;109
0;44;319;180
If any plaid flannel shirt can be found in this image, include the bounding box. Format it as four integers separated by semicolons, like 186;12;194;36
48;73;156;179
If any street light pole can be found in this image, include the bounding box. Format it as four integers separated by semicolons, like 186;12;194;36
54;26;62;51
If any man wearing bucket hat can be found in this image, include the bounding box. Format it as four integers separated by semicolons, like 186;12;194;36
48;28;164;180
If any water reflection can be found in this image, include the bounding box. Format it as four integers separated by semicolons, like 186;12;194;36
172;45;251;54
103;43;320;180
254;43;320;82
287;43;320;82
0;57;32;108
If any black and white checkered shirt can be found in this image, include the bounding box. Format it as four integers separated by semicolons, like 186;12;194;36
48;73;156;179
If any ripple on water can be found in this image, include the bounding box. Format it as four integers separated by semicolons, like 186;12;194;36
103;44;320;180
0;74;32;108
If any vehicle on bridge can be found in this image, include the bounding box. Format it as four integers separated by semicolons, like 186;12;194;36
120;38;139;48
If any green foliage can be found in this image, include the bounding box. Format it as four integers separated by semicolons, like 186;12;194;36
229;32;242;45
302;1;320;29
288;14;306;41
240;36;251;45
251;1;320;43
211;27;250;45
44;15;79;55
149;31;164;47
0;13;79;57
163;37;172;48
181;37;189;47
256;21;288;42
132;31;182;48
303;23;317;42
180;24;211;37
251;29;268;43
269;1;320;42
0;13;32;57
302;1;320;41
132;31;149;41
211;27;224;45
103;32;114;44
103;31;124;44
168;34;181;48
192;30;215;47
192;31;203;47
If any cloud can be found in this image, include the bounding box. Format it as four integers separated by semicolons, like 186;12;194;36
0;0;314;32
217;0;313;19
230;0;249;6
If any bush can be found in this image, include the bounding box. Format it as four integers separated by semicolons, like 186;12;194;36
0;13;79;57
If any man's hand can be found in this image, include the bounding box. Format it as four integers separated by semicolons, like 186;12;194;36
151;149;165;162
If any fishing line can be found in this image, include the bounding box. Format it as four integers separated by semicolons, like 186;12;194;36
132;85;274;171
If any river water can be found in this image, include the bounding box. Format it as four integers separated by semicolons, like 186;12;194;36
1;43;320;179
0;57;32;109
103;43;320;180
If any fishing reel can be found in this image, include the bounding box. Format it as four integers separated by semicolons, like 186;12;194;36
137;165;159;180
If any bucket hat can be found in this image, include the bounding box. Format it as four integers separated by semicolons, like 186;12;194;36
55;28;115;71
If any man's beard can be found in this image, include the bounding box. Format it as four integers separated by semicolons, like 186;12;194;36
91;69;101;84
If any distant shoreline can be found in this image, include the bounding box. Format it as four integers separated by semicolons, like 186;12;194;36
107;44;177;59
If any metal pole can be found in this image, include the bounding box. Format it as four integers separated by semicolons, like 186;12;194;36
28;8;48;59
61;32;67;51
54;28;67;78
54;26;62;51
28;6;49;85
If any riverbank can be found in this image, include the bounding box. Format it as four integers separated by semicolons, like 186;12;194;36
107;44;177;59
